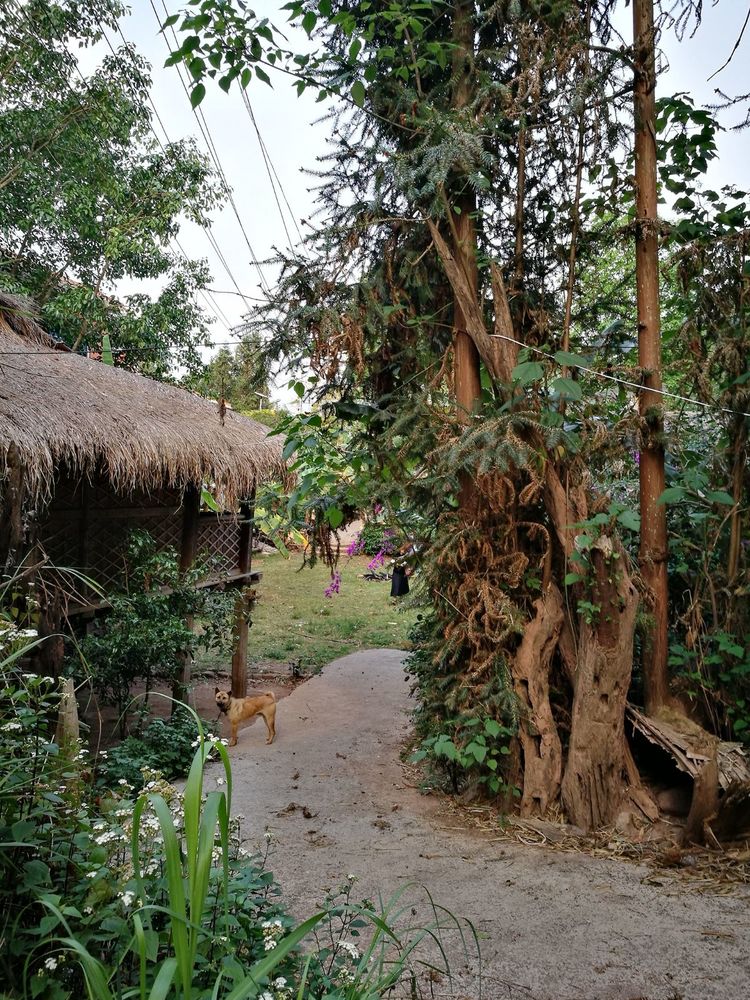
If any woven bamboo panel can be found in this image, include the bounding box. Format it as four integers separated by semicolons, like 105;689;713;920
41;475;240;597
197;513;240;576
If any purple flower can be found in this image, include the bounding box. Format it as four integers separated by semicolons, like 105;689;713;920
632;451;640;465
373;502;383;515
345;532;365;557
367;550;386;571
324;571;342;598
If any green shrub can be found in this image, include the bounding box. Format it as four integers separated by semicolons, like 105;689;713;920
97;709;218;791
77;530;234;732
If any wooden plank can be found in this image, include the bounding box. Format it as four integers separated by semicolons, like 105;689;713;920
66;569;262;616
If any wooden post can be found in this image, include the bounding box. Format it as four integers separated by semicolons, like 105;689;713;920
0;443;25;571
173;483;201;705
231;491;255;699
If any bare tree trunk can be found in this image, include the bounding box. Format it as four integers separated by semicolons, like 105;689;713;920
546;465;641;829
633;0;669;713
561;536;640;830
511;585;565;816
450;1;482;510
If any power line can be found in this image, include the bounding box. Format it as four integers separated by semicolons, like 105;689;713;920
238;90;296;247
486;331;750;419
151;0;272;298
99;19;259;316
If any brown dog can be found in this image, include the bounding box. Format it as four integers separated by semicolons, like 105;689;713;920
214;687;276;746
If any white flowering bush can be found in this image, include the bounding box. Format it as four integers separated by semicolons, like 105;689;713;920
1;666;468;999
0;670;291;999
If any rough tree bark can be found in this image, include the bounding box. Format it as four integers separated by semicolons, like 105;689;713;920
0;443;25;572
561;535;640;830
546;465;641;830
511;584;565;816
633;0;669;713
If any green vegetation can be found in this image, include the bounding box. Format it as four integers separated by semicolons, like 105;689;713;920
78;531;235;733
0;660;470;999
245;553;416;670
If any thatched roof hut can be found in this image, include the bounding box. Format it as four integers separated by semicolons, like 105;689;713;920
0;292;283;506
0;292;281;693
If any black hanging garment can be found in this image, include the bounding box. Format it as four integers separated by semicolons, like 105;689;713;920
390;565;409;597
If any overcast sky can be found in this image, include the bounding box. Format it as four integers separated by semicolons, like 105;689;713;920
112;0;748;396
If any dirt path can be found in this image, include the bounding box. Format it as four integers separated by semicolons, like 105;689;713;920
212;650;750;1000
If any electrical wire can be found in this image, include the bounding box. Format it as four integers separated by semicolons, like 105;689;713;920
486;331;750;418
150;0;272;298
239;89;300;247
102;18;262;310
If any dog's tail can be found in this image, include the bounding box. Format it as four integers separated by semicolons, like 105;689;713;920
266;690;276;701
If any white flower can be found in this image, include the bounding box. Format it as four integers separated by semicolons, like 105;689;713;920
2;721;22;732
340;940;360;960
263;830;273;841
259;992;274;1000
273;977;287;989
263;940;277;951
44;957;58;971
120;891;135;908
346;873;357;882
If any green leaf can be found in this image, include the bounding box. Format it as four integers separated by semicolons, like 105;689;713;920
564;572;584;586
550;376;582;400
553;350;586;368
657;486;688;505
190;83;206;107
511;361;544;386
326;506;343;529
302;10;317;33
484;719;502;738
201;489;221;512
706;490;735;505
350;80;366;107
101;334;114;366
616;509;640;531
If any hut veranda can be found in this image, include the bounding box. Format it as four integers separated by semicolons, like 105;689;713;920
0;292;283;695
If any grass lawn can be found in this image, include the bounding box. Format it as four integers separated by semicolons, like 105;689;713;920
240;552;417;671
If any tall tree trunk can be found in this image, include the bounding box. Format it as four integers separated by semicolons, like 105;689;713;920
450;1;482;509
633;0;669;713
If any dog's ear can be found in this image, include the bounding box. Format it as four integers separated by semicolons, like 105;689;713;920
214;686;220;694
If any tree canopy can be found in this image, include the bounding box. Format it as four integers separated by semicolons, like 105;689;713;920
0;0;224;377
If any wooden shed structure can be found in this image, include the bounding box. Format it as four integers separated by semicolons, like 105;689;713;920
0;293;283;695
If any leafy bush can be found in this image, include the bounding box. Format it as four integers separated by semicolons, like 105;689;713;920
0;654;472;999
96;709;218;791
78;530;234;731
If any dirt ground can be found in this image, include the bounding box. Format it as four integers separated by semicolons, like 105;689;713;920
202;650;750;1000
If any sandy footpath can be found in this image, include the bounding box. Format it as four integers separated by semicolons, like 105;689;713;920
210;650;750;1000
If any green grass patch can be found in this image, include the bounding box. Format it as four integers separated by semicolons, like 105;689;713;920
246;553;416;669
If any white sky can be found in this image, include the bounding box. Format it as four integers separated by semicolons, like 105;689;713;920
109;0;748;397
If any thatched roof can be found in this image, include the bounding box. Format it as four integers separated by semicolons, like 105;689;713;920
0;293;284;505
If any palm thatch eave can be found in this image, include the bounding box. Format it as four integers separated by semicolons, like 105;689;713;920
0;293;284;507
